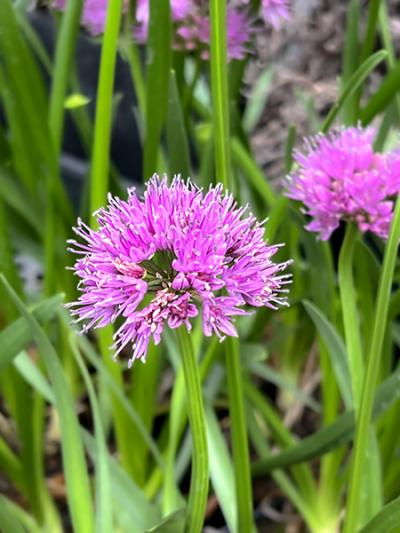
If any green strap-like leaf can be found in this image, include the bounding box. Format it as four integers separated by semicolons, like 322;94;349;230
167;70;191;179
303;300;353;410
0;294;64;372
360;496;400;533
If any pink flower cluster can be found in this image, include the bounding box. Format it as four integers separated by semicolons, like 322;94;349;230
53;0;290;59
286;127;400;240
68;176;291;366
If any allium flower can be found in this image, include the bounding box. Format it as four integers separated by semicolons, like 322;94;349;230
286;127;400;240
68;176;291;366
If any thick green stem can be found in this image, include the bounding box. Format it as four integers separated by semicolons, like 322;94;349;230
338;223;364;409
176;328;209;533
344;200;400;532
210;1;254;530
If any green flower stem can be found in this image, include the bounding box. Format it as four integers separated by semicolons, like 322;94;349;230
344;199;400;532
210;1;254;530
338;223;364;409
176;327;209;533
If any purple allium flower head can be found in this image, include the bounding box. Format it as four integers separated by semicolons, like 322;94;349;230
286;126;400;240
68;176;291;366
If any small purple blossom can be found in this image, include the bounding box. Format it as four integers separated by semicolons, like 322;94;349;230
68;176;291;366
286;127;400;240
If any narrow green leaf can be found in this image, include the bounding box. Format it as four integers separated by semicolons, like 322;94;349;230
205;406;236;532
231;137;275;208
143;0;171;178
0;495;30;533
167;70;191;178
0;169;43;236
284;124;297;173
252;362;400;475
0;275;93;533
49;0;84;156
303;300;353;410
340;0;360;124
323;50;387;132
360;60;400;125
0;295;64;372
145;509;186;533
360;496;400;533
242;65;275;133
14;351;54;404
248;360;321;413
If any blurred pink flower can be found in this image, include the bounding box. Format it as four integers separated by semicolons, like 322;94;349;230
286;127;400;240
